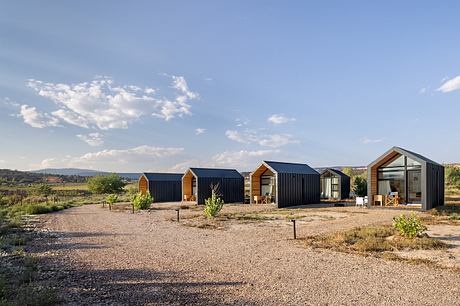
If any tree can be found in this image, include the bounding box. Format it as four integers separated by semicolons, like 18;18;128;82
353;176;367;197
445;165;460;187
87;174;126;194
341;167;354;178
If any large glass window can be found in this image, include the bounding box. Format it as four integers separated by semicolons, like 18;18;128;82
377;155;421;204
192;177;197;196
260;170;276;203
321;172;339;199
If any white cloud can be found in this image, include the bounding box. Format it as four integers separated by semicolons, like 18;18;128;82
437;75;460;93
419;87;427;95
77;133;104;147
24;75;198;130
225;129;298;148
362;137;384;144
267;114;296;124
212;149;279;168
19;105;60;128
195;128;206;135
33;145;184;170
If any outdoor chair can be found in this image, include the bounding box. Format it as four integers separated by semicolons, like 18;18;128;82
373;195;384;206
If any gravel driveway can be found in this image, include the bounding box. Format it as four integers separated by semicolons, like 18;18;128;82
30;204;460;305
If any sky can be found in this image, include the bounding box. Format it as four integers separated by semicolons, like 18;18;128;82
1;1;459;172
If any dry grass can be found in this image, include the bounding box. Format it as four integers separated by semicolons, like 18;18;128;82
306;225;448;258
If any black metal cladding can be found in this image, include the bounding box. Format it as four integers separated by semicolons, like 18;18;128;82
196;177;244;204
148;180;182;203
276;173;320;208
341;175;351;200
425;163;445;210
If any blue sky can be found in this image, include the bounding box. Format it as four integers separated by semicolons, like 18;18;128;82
1;1;459;172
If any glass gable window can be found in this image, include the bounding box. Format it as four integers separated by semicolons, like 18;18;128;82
192;177;197;196
377;154;422;204
260;169;276;203
321;172;339;199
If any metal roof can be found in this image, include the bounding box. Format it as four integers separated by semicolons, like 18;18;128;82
188;168;243;179
142;173;183;181
320;168;350;178
263;161;319;175
368;146;442;168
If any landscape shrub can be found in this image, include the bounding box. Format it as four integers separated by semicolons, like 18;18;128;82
132;192;153;210
393;213;427;238
204;185;224;218
106;194;118;209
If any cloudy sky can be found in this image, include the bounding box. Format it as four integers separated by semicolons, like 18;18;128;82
1;1;459;172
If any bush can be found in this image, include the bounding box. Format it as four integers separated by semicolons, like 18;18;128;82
132;192;153;210
393;213;427;238
36;184;53;197
106;194;118;209
204;185;224;218
353;176;367;197
87;174;126;194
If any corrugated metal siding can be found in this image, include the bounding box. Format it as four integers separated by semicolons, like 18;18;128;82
196;177;244;204
276;173;320;208
425;163;444;210
148;181;182;203
340;175;351;200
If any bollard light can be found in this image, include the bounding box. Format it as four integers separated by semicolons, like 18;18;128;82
290;219;297;240
175;208;180;222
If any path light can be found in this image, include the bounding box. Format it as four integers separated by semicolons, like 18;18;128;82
175;208;180;222
290;219;297;240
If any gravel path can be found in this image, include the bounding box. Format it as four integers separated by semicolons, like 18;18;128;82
30;204;460;305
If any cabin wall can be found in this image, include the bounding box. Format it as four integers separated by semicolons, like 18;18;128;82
277;173;320;208
149;181;182;203
340;175;351;199
182;172;194;200
197;177;244;204
425;163;445;210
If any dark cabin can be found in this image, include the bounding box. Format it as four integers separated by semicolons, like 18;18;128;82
139;173;183;203
250;161;320;208
320;168;350;200
367;147;444;210
182;168;244;204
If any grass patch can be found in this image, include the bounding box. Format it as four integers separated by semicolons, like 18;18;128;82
307;225;447;254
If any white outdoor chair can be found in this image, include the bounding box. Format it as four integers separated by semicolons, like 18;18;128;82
356;196;368;208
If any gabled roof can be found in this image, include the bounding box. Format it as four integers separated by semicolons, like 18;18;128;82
142;173;183;181
320;168;350;178
263;161;319;175
188;168;243;179
368;146;442;168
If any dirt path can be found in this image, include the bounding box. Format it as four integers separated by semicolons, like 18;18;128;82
30;204;460;305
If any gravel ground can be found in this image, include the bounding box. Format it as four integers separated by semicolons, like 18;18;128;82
28;204;460;305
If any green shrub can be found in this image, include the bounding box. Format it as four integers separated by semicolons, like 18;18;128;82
106;194;118;209
393;213;427;238
87;174;126;194
448;213;460;220
132;192;153;210
445;165;460;187
204;185;224;218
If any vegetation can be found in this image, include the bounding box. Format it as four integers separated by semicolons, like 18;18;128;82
87;174;126;194
445;165;460;188
0;168;85;185
393;213;427;238
353;176;367;197
204;185;224;218
132;192;153;210
308;225;447;254
106;194;118;210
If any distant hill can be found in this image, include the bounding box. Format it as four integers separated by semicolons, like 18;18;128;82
32;168;140;180
0;169;86;185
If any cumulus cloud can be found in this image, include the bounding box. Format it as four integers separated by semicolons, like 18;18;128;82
19;105;60;128
23;75;198;130
195;128;206;135
267;114;296;124
33;145;184;170
225;129;298;148
437;75;460;93
77;133;104;147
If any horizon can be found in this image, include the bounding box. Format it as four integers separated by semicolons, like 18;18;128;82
1;1;460;173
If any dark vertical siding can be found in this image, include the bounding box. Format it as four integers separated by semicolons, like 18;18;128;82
276;173;320;208
340;175;351;200
148;181;182;203
425;163;444;210
197;177;244;204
